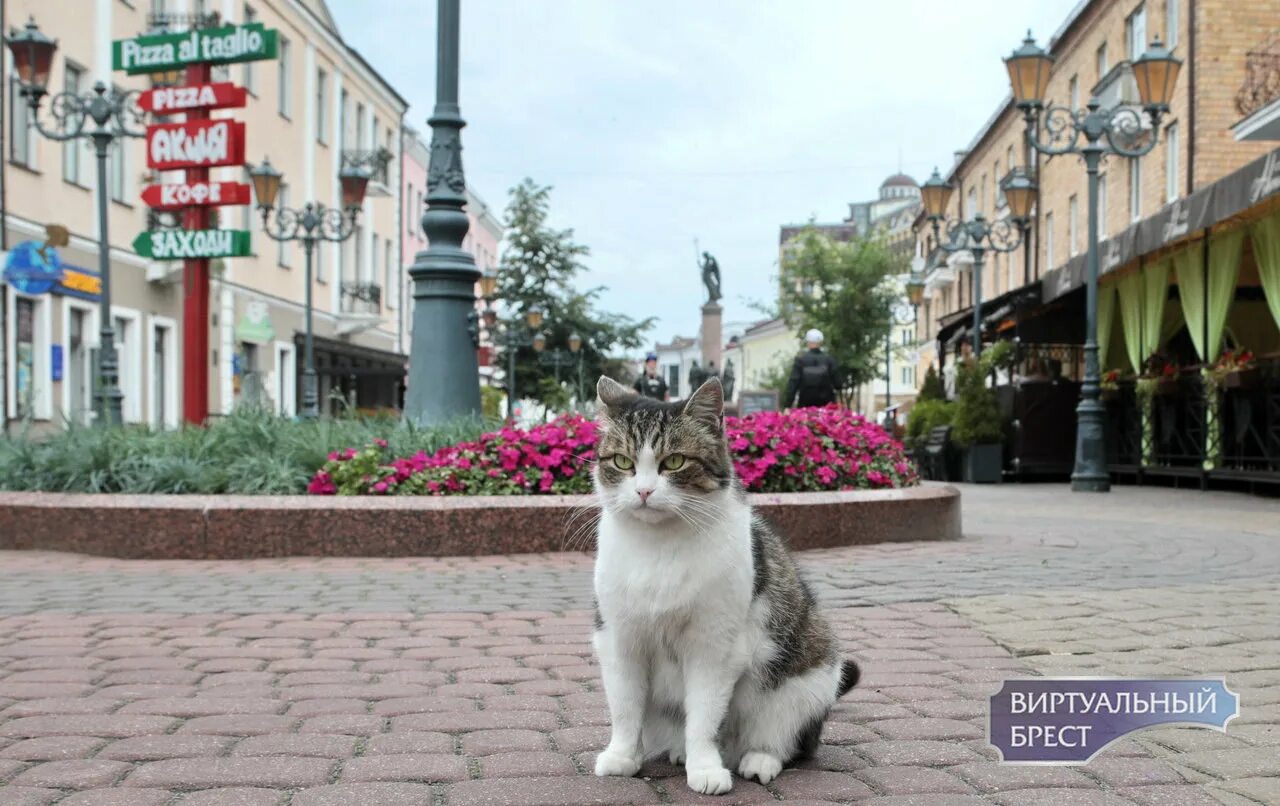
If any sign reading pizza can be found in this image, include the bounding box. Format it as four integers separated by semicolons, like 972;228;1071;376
133;229;252;261
146;120;245;170
138;82;247;115
141;181;253;210
113;22;278;75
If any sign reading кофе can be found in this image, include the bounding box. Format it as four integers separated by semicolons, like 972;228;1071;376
112;22;278;74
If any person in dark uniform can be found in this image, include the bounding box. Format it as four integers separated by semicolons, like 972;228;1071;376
633;352;669;400
784;328;840;408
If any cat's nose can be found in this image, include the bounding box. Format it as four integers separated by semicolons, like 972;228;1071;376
636;488;654;504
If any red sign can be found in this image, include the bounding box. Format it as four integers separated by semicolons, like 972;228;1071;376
138;82;247;115
141;181;252;210
146;120;245;170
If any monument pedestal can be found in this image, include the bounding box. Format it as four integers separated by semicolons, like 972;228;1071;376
700;302;723;378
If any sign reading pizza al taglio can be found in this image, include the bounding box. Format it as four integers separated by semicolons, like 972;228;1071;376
112;22;278;75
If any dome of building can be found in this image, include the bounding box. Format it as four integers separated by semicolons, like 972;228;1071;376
879;172;921;201
881;172;919;189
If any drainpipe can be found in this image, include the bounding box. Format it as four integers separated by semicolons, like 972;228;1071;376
396;112;405;358
1187;0;1196;194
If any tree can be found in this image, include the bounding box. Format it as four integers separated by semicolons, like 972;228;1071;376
919;365;946;402
495;179;654;412
778;226;906;406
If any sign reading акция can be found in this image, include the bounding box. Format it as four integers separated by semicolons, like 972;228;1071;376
133;230;252;261
113;22;278;75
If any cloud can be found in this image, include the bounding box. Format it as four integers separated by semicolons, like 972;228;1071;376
330;0;1080;349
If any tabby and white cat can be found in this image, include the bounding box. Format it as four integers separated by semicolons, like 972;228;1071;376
590;376;859;796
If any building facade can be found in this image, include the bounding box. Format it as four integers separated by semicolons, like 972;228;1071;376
2;0;408;431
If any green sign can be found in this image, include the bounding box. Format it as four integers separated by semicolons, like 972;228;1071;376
113;23;279;75
133;229;252;261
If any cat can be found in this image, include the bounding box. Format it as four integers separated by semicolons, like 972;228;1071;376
590;375;860;796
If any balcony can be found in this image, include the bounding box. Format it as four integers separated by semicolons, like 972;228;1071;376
336;283;382;336
342;148;393;197
1233;34;1280;142
1091;62;1154;148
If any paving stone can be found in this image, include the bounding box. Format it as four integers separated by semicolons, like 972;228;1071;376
950;761;1096;793
477;751;577;778
1117;784;1225;806
659;774;775;803
178;788;286;806
0;736;106;761
231;733;358;758
461;729;550;755
58;789;172;806
0;787;62;806
1178;746;1280;778
445;775;660;805
10;758;133;789
988;790;1141;805
340;753;470;783
1211;776;1280;803
1084;756;1187;787
857;740;983;767
364;731;455;755
124;757;336;788
292;783;435;806
99;735;236;761
858;765;975;795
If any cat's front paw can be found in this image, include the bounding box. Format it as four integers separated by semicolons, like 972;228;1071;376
738;751;783;784
686;765;733;795
594;749;642;778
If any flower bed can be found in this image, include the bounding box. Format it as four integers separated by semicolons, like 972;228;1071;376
309;407;918;496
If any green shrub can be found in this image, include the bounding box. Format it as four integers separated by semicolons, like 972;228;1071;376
906;399;955;451
0;409;484;495
981;340;1018;375
918;365;946;402
951;359;1003;447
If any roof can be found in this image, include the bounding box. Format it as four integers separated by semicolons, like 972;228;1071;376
655;336;697;352
881;172;919;188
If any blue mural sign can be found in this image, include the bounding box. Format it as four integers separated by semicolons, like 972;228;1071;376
3;240;64;295
51;345;64;382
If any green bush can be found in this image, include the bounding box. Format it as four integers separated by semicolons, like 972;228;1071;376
0;408;484;495
951;359;1003;447
480;386;505;422
981;340;1018;375
906;399;955;451
918;365;946;402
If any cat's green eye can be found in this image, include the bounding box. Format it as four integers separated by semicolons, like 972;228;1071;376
661;454;686;471
612;455;634;471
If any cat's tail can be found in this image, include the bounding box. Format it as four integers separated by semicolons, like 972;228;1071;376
837;659;860;697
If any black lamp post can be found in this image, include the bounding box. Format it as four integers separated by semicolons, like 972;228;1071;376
920;167;1036;359
485;303;545;422
1007;31;1182;493
540;337;581;392
7;18;147;427
248;158;370;418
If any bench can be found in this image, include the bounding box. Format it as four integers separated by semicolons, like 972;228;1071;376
923;425;953;481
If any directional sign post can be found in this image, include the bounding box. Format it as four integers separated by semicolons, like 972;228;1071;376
146;120;245;170
113;22;278;75
141;181;252;210
138;82;247;115
132;230;252;261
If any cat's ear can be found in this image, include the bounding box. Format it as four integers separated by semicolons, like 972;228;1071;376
682;378;724;426
596;376;635;414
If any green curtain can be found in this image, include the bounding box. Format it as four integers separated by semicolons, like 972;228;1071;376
1251;212;1280;335
1142;260;1170;360
1098;283;1117;370
1173;240;1208;360
1207;229;1244;359
1117;271;1145;373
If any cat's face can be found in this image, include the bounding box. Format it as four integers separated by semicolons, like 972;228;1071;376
593;376;733;525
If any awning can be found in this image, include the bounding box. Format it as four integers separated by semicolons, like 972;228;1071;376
936;282;1042;346
1041;146;1280;303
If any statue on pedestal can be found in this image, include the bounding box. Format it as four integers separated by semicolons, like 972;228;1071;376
699;251;722;304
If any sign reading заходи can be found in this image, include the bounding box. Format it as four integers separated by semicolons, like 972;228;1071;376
113;22;278;74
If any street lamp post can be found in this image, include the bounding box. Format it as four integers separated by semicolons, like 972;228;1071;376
483;302;544;422
405;0;482;424
1005;31;1182;493
884;272;927;422
247;158;370;418
7;19;146;427
920;168;1038;358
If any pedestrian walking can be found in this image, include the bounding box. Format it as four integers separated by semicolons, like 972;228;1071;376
784;328;840;408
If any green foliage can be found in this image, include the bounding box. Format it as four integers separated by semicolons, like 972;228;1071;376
951;359;1004;447
918;365;946;402
757;360;793;397
906;399;955;451
981;340;1019;375
480;386;505;422
496;179;654;412
778;226;906;405
0;409;483;495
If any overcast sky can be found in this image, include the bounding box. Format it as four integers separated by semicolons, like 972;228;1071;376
329;0;1081;350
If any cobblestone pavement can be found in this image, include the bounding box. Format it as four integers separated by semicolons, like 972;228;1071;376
0;484;1278;805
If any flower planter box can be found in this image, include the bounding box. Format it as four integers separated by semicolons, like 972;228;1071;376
1221;369;1258;391
962;443;1003;484
1100;387;1120;403
1155;377;1180;397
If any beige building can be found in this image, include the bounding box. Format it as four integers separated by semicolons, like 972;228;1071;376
2;0;407;430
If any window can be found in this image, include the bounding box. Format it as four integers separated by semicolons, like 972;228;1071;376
900;329;911;347
995;161;1005;208
966;186;977;219
1006;145;1015;172
315;245;326;284
980;173;988;213
339;90;349;151
1129;156;1142;221
315;69;327;143
1166;122;1180;202
1069;194;1079;256
1126;5;1148;61
9;74;34;167
416;191;423;233
385;238;397;310
14;297;37;418
277;37;291;118
1096;42;1109;80
1099;174;1109;239
1069;74;1080;111
1167;0;1179;48
62;63;87;185
277;185;291;268
109;86;127;202
356;102;367;149
372;114;380;152
243;5;257;94
1045;211;1055;268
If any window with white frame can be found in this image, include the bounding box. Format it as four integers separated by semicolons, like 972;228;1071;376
406;185;414;235
995;161;1005;208
1096;42;1109;80
63;63;88;185
9;74;34;167
1129;156;1142;221
1069;74;1080;111
355;102;366;150
316;69;327;143
966;186;977;219
277;37;291;119
339;89;349;151
1069;195;1079;256
1166;122;1180;202
1045;211;1055;268
1126;5;1148;61
1167;0;1179;48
